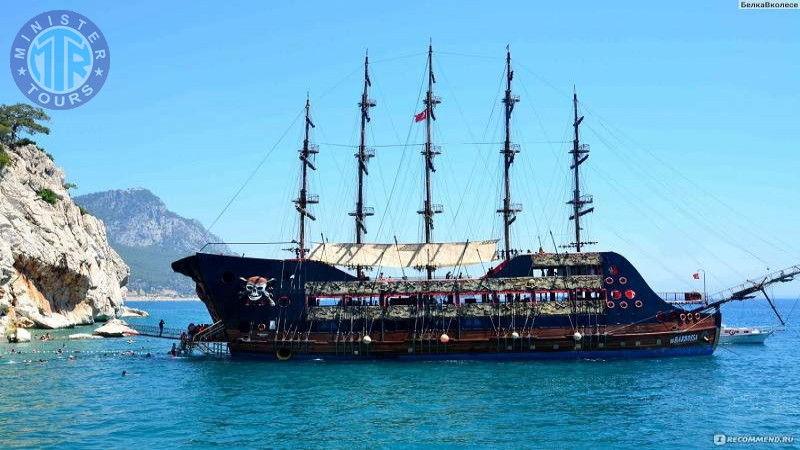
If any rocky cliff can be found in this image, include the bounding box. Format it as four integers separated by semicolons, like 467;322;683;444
75;188;229;296
0;144;129;329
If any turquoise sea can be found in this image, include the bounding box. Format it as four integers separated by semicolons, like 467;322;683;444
1;299;798;449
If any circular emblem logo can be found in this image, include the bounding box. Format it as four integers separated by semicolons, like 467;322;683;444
9;10;110;110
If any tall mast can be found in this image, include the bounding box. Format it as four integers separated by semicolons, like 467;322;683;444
498;46;521;261
568;88;594;252
294;95;319;259
418;43;442;279
349;51;376;276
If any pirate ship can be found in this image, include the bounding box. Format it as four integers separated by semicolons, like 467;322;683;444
172;46;799;360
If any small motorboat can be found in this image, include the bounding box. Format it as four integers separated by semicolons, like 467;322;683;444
720;325;776;345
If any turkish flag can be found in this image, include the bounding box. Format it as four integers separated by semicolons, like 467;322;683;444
414;109;427;122
692;273;700;279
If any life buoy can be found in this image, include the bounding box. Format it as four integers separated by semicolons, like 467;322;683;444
634;300;643;308
606;301;615;309
257;323;266;331
625;289;636;299
611;290;622;299
609;265;619;275
276;348;292;360
619;301;629;309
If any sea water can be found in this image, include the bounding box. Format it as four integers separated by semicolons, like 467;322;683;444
1;299;798;449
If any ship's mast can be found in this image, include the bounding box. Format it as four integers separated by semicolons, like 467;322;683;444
568;88;594;252
294;95;319;259
498;47;521;261
348;51;376;276
419;43;442;279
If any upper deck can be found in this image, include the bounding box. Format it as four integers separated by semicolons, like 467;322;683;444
305;252;605;296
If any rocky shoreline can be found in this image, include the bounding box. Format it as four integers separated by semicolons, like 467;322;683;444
0;143;129;330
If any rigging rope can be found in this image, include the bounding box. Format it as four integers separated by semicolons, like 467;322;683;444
207;108;303;233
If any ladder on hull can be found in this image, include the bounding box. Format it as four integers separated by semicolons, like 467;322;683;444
181;320;230;356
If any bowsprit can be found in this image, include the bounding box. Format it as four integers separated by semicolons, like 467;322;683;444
9;10;110;110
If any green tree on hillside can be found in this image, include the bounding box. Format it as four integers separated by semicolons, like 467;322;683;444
0;103;50;146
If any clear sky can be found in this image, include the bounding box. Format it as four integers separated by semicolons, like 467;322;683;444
3;1;799;299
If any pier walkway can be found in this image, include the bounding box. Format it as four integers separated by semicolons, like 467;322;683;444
126;322;229;356
127;324;183;340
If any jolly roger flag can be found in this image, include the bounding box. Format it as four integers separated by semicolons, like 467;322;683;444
692;273;700;279
414;109;427;123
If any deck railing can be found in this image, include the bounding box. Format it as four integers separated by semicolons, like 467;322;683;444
658;292;704;304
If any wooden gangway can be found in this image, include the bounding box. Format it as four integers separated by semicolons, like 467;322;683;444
127;322;229;356
126;323;184;340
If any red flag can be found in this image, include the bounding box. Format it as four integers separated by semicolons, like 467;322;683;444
692;273;700;279
414;109;427;123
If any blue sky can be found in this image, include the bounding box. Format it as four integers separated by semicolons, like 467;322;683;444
3;1;799;298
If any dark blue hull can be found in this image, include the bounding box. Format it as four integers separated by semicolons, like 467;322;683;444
230;344;715;361
173;251;722;361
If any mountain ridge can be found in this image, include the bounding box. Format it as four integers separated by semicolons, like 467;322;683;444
75;188;229;296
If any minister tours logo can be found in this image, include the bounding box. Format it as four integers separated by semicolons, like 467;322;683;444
9;10;110;110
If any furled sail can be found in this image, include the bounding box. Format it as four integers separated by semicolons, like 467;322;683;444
307;240;499;269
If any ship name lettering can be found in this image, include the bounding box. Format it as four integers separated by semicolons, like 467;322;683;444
669;334;698;345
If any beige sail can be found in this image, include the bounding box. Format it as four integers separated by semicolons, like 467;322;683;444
306;240;499;268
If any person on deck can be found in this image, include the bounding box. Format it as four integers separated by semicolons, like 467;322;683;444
158;319;165;337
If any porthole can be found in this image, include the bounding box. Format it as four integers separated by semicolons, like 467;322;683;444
634;300;643;308
619;277;628;285
606;301;615;309
619;301;629;309
605;277;614;285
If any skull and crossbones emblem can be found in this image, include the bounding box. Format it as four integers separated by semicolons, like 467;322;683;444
241;276;275;306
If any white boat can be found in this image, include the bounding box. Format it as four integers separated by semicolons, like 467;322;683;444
720;326;776;344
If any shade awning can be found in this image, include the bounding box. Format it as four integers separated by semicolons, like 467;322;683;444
307;240;499;268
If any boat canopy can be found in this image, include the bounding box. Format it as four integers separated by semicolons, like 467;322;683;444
307;240;499;269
